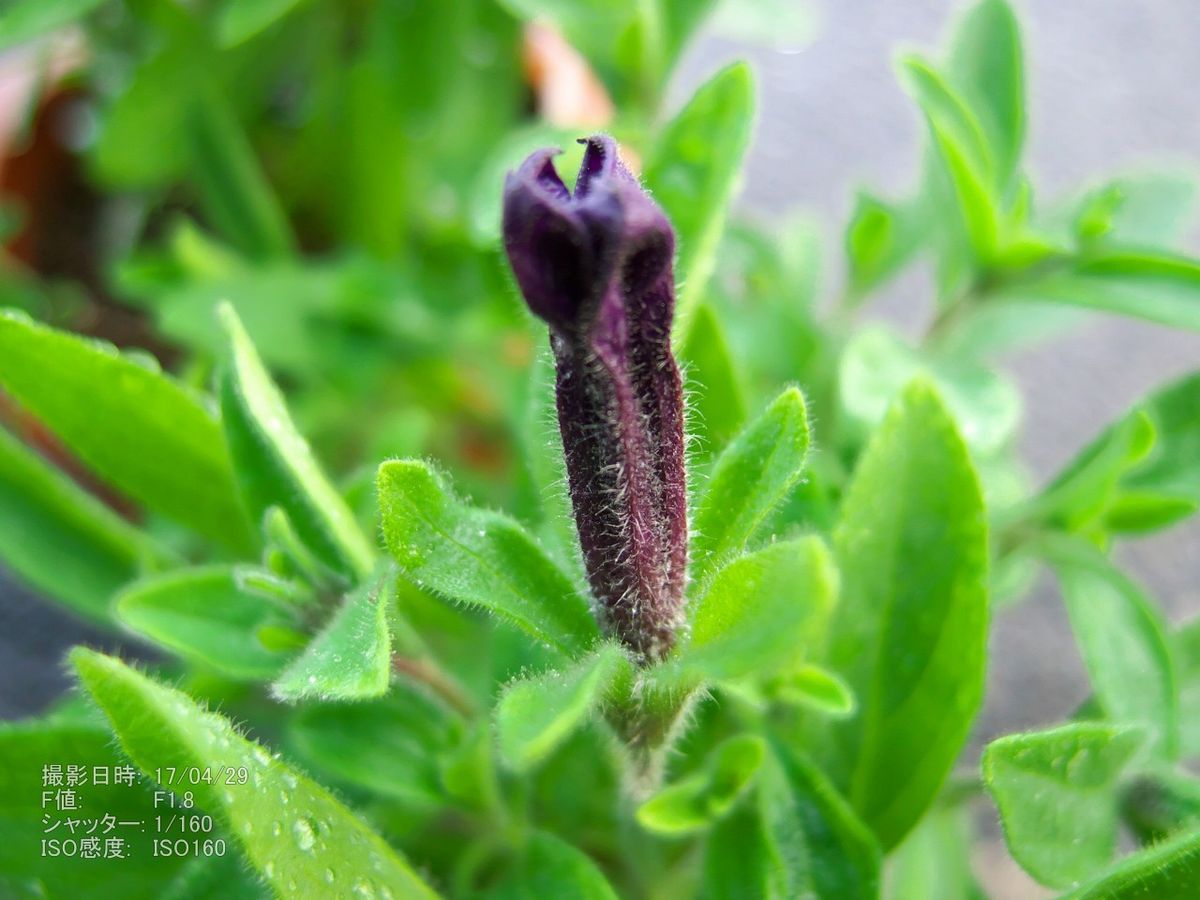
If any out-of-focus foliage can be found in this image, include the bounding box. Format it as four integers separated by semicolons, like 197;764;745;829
2;0;1200;896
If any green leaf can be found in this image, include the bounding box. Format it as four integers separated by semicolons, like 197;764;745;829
129;254;419;376
218;304;374;580
898;56;1000;261
0;721;189;898
994;250;1200;332
217;0;306;46
378;459;597;656
0;0;104;51
659;0;720;65
1174;616;1200;759
982;722;1144;888
188;93;296;260
117;565;295;680
92;39;197;189
887;806;985;900
636;735;765;835
1016;408;1155;531
839;326;1021;455
945;0;1024;185
0;426;169;623
644;62;755;340
71;649;439;899
287;691;456;809
703;744;880;899
272;568;395;702
818;379;989;849
1042;538;1179;760
844;191;928;298
1072;170;1198;249
489;831;618;900
773;665;856;718
1121;371;1200;507
496;643;630;771
0;310;251;550
681;303;748;459
1103;491;1198;535
691;387;810;576
1020;370;1200;535
1064;827;1200;899
673;537;835;684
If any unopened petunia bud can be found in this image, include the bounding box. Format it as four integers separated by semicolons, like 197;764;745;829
503;135;687;661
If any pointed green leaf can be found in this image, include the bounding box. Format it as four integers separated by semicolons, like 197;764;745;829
1017;408;1154;530
1042;539;1178;760
844;191;928;298
681;303;748;459
898;55;1000;260
636;735;765;836
496;643;630;771
218;304;374;580
1073;170;1198;250
945;0;1025;184
0;310;251;549
1121;371;1200;508
774;665;856;718
691;387;810;576
982;722;1144;888
703;745;880;899
818;380;988;849
1103;491;1197;535
71;649;439;899
644;62;755;340
674;537;835;684
0;426;170;623
378;459;597;656
117;565;295;680
1064;827;1200;899
1018;370;1200;536
272;568;395;702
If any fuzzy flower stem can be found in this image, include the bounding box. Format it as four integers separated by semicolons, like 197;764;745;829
503;135;688;661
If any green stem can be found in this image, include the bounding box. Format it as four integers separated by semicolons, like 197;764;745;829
391;655;476;718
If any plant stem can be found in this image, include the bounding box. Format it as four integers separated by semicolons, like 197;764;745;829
392;655;476;718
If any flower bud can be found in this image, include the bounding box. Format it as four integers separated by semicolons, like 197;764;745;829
503;135;688;660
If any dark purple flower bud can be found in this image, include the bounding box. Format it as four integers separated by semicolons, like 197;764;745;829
503;135;688;661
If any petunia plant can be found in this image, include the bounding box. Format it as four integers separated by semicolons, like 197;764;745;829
3;0;1200;897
